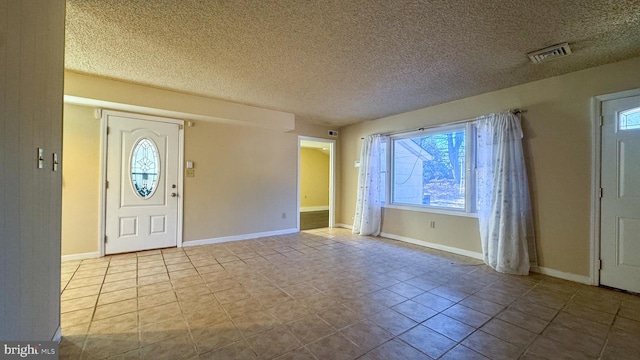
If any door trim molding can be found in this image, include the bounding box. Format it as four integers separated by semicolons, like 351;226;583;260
99;109;185;256
590;88;640;286
298;136;336;230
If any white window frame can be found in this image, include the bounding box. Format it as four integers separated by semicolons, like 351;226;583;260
385;122;478;218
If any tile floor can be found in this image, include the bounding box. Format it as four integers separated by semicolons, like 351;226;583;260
59;228;640;360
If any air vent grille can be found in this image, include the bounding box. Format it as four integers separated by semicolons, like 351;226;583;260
528;43;572;64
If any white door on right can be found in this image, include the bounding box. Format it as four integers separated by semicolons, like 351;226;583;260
601;94;640;293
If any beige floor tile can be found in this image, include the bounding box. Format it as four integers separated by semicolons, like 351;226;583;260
306;332;365;360
61;307;95;328
58;229;640;360
233;310;281;338
440;345;490;360
104;270;137;283
318;304;364;330
399;324;457;359
495;308;549;334
137;273;170;286
191;321;243;354
527;336;597;360
424;314;476;342
199;340;257;360
340;320;393;352
61;295;98;314
97;287;137;306
139;333;196;360
137;290;177;310
286;314;335;344
368;308;418;336
462;331;524;360
100;278;137;293
392;300;438;323
62;284;102;300
89;312;137;336
139;318;189;345
93;299;138;320
247;326;300;359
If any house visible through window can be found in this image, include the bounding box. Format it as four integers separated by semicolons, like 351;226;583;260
384;123;475;214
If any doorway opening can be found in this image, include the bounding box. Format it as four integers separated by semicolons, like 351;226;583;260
298;137;336;230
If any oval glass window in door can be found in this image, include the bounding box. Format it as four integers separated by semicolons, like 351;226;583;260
131;138;160;199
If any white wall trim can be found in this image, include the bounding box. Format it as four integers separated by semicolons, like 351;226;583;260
380;232;484;260
183;228;299;247
301;206;330;212
531;266;591;285
52;326;62;343
336;223;353;230
61;252;101;262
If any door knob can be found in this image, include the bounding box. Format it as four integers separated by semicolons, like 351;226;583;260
171;192;177;197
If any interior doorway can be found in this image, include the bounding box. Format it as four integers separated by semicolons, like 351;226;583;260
298;137;335;230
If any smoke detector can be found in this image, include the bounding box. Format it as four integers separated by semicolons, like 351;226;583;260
527;43;572;64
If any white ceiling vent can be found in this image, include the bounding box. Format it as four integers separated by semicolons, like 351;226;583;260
527;43;572;64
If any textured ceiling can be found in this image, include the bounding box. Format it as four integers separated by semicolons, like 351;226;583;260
65;0;640;127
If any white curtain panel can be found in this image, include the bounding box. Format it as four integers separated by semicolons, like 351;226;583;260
476;112;537;275
353;134;382;236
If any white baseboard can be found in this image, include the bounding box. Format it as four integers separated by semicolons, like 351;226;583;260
335;223;353;230
530;266;591;285
300;206;330;212
61;252;101;262
381;232;484;260
184;228;299;247
379;232;590;284
52;326;61;343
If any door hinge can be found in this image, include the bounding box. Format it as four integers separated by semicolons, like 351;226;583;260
107;126;110;135
178;124;184;130
599;187;603;198
599;259;602;270
104;235;108;243
599;115;604;127
106;180;109;189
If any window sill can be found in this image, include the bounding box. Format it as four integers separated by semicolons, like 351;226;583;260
383;204;479;218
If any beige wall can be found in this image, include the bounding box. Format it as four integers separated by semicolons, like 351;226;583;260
184;121;298;241
300;148;330;208
62;104;101;255
61;74;337;252
1;0;65;340
339;56;640;278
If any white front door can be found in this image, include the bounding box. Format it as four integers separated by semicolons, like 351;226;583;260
601;95;640;293
105;112;182;254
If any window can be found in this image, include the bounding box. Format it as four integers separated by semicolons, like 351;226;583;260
131;138;160;199
387;123;475;214
620;107;640;130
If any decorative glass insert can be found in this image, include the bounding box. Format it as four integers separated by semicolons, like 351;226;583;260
620;107;640;130
131;138;160;199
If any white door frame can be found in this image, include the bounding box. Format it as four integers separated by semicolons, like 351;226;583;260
590;88;640;285
98;109;185;256
298;136;336;230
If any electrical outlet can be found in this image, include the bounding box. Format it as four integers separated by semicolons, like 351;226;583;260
186;169;195;177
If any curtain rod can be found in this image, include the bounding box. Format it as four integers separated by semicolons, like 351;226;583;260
361;109;524;139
